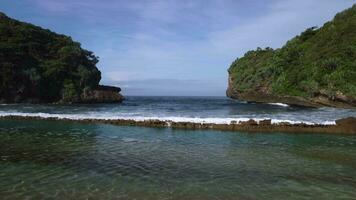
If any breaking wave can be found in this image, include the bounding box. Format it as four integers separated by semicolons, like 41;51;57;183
0;111;336;125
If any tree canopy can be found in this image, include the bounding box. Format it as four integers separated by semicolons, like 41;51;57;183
0;12;102;103
228;4;356;99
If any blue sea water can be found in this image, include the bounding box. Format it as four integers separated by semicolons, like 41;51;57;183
0;119;355;199
0;96;355;124
0;97;356;199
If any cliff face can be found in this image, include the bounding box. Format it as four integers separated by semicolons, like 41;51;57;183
227;74;356;108
0;12;123;103
227;5;356;108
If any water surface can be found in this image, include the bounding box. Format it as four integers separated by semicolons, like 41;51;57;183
0;96;355;124
0;119;355;199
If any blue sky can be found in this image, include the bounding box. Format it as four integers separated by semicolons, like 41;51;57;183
0;0;355;96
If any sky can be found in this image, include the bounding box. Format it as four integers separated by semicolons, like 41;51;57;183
0;0;355;96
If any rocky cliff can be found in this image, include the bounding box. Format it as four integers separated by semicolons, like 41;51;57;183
227;74;356;108
80;85;124;103
227;5;356;108
0;12;123;103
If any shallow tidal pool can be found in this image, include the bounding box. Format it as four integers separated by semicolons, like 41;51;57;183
0;119;355;199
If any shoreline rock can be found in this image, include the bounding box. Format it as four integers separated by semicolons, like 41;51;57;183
226;75;356;108
80;85;124;103
1;115;355;135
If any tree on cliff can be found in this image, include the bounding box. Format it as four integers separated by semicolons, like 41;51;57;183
228;4;356;107
0;12;102;103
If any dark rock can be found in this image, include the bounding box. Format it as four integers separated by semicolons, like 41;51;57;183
96;85;121;92
1;115;355;134
80;85;124;103
259;119;271;126
227;74;356;108
239;119;258;126
336;117;356;128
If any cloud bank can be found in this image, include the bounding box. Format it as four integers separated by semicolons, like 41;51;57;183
1;0;355;95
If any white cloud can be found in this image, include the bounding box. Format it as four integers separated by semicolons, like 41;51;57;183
206;0;355;58
30;0;356;95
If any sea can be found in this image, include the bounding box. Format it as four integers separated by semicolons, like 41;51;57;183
1;96;356;124
0;96;355;199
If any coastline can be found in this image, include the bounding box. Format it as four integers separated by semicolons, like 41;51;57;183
1;115;355;134
226;75;356;109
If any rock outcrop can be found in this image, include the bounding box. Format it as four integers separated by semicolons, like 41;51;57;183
227;5;356;108
227;75;356;108
0;12;124;104
80;85;124;103
1;115;355;134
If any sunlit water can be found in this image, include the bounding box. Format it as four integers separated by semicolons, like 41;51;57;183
0;119;356;199
0;96;355;124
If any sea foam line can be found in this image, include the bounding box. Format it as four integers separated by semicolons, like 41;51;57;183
0;112;336;125
267;103;290;107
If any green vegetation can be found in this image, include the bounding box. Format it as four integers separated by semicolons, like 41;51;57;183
229;4;356;99
0;12;101;103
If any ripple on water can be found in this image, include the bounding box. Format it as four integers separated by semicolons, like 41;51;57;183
0;120;355;199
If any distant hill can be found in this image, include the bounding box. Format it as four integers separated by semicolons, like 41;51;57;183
227;5;356;108
0;12;123;103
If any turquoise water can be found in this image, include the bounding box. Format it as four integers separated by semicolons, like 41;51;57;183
0;119;356;199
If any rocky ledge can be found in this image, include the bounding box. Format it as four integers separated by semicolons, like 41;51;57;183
80;85;124;103
227;75;356;108
1;116;355;135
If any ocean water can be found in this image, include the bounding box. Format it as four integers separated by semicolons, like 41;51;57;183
1;97;356;199
0;119;355;199
0;96;355;124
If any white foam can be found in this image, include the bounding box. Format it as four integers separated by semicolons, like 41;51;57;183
0;112;335;125
267;103;289;107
